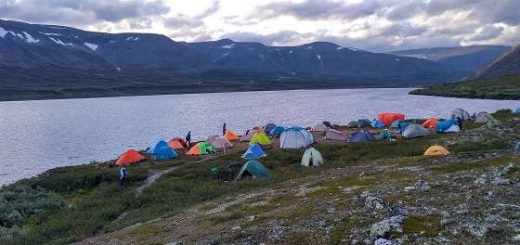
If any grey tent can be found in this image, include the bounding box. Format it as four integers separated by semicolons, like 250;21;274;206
452;108;471;121
240;128;262;142
325;129;347;141
262;123;277;134
301;147;324;167
402;124;429;139
234;160;271;180
312;123;329;132
475;112;500;126
348;130;376;142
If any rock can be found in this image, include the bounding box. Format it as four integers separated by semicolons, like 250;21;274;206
247;216;255;222
231;226;241;231
491;177;512;185
466;222;488;239
474;178;487;186
455;203;469;215
440;211;452;226
389;202;408;217
513;234;520;241
268;225;287;240
374;238;401;245
360;191;372;198
404;186;415;192
370;215;405;238
415;180;430;192
365;196;386;210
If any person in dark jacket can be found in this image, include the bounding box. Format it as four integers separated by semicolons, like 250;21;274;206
186;131;191;147
223;123;227;136
119;166;127;188
456;116;463;130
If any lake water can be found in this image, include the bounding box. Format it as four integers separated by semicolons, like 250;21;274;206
0;88;518;186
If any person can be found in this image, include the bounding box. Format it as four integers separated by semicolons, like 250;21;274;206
223;123;227;136
119;166;127;188
456;116;463;130
186;131;191;147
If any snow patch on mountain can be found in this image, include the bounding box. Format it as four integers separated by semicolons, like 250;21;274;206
39;32;61;36
49;37;73;47
316;54;322;60
22;32;39;43
126;36;140;41
0;27;7;38
336;47;343;50
221;43;235;49
84;42;98;51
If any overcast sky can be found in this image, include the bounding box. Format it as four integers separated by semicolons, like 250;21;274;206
1;0;519;51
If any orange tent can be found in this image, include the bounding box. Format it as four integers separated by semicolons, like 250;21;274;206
422;118;438;128
378;113;405;126
224;130;239;142
168;139;185;150
116;149;145;166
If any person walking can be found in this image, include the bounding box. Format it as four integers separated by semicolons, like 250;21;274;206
186;131;192;147
223;123;227;136
456;116;463;130
119;166;127;188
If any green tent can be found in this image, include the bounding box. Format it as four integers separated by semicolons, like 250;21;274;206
347;121;358;128
234;160;271;180
301;147;324;167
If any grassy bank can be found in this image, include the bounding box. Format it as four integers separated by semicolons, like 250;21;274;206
1;110;519;244
410;74;520;100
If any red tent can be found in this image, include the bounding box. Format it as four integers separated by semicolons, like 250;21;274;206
377;113;405;126
422;118;438;128
116;149;145;166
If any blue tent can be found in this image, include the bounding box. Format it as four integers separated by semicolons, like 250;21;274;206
270;126;285;137
288;126;304;131
242;144;267;159
372;119;385;128
263;123;277;133
148;140;169;154
515;108;520;114
348;130;376;143
391;120;409;133
235;160;271;180
436;118;456;133
155;146;178;161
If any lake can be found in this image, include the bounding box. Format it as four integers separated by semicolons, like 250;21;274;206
0;88;518;186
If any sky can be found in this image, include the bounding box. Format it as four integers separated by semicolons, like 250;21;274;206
1;0;519;51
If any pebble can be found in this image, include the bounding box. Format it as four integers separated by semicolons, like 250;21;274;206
404;186;415;192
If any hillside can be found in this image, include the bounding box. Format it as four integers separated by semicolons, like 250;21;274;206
0;19;469;101
410;73;520;100
478;43;520;78
0;110;519;244
390;45;510;74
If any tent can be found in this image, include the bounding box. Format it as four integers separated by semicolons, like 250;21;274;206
475;112;500;126
451;108;470;121
424;145;450;156
207;135;220;143
515;108;520;114
168;138;186;150
116;149;145;166
436;119;456;133
148;140;169;154
242;144;267;159
348;130;376;143
224;130;240;142
155;146;178;161
357;119;373;128
186;142;218;155
443;124;460;133
312;123;329;132
301;147;324;167
263;123;277;133
391;120;409;129
325;129;347;141
280;127;314;149
240;128;263;142
380;129;394;140
422;118;438;128
322;121;333;128
372;119;385;128
209;136;233;149
269;126;285;138
249;132;272;146
378;112;405;126
234;160;271;180
402;124;429;139
347;121;359;128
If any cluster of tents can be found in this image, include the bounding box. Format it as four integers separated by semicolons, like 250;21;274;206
115;107;505;179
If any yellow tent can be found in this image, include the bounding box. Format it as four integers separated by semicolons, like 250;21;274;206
249;132;272;145
424;145;450;156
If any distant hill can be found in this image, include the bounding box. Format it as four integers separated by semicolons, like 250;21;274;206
477;43;520;78
0;19;470;101
390;46;510;74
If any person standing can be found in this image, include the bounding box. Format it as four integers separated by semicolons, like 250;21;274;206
119;166;127;188
456;116;463;130
223;123;227;136
186;131;192;147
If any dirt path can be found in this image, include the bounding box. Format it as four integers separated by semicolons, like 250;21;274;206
134;155;220;197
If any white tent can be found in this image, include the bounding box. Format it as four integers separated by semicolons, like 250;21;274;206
280;128;314;149
301;147;324;167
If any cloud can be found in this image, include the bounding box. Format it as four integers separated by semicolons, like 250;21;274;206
259;0;382;20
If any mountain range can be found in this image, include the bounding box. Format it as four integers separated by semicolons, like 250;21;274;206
0;19;511;100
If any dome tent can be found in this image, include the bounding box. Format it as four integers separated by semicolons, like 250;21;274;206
378;112;405;126
372;119;385;128
116;149;145;166
269;126;285;138
422;118;438;128
280;127;314;149
301;147;324;167
148;140;169;154
451;108;470;121
312;123;329;132
240;127;263;142
209;136;233;149
234;160;271;180
262;123;277;134
242;144;267;159
155;146;178;161
249;132;272;146
186;142;218;155
348;130;376;143
168;138;186;150
325;129;347;141
224;130;240;142
402;124;429;139
424;145;450;156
